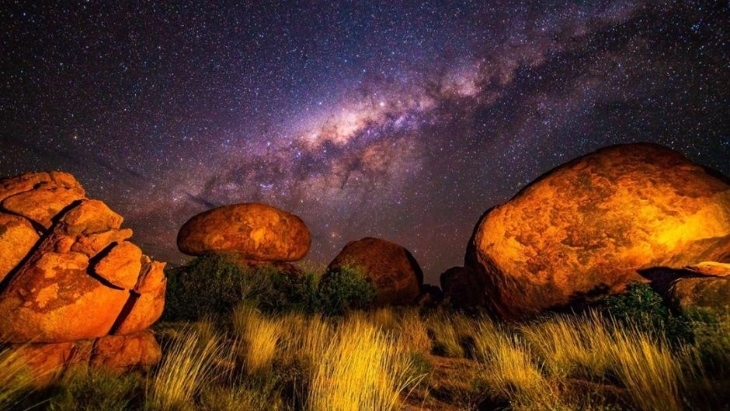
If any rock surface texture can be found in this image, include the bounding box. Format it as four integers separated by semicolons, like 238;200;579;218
0;171;165;383
327;237;423;305
177;202;311;261
465;143;730;319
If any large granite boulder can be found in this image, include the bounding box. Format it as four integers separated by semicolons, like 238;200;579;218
177;202;311;262
0;171;166;382
465;143;730;319
326;237;423;306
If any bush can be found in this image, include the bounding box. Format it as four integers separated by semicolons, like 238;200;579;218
600;282;693;346
165;255;377;320
164;254;250;321
317;265;377;316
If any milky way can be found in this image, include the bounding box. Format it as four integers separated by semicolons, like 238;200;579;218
2;1;728;283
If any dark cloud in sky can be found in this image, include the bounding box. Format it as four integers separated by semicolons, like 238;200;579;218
1;0;728;283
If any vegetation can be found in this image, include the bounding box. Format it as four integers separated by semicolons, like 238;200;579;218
599;282;694;345
3;264;729;411
164;254;377;320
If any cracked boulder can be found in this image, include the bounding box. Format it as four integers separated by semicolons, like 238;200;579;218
465;143;730;320
177;202;311;261
0;172;166;351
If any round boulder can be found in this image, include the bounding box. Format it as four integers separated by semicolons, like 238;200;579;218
466;143;730;320
327;237;423;306
177;203;311;261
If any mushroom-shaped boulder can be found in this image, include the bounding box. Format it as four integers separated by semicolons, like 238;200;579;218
177;203;311;262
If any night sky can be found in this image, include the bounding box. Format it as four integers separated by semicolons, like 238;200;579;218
1;1;728;284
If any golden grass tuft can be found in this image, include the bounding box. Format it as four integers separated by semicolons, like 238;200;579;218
520;313;613;380
0;346;39;409
147;326;231;411
397;308;432;354
307;316;424;411
609;327;686;411
477;332;565;410
426;311;466;358
232;305;281;373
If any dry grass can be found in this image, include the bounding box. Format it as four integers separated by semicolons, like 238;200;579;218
397;308;432;354
609;326;686;411
307;316;424;411
0;346;39;410
477;332;565;410
469;312;698;411
147;326;231;411
10;305;729;411
426;311;466;358
233;305;282;373
520;313;613;380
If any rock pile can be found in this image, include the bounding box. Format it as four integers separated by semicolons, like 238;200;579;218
326;237;423;306
0;171;165;383
454;143;730;319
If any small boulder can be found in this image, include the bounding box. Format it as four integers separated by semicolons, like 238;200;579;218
89;330;162;374
642;263;730;317
466;143;730;319
112;258;167;335
440;266;489;310
326;237;423;306
668;276;730;316
177;202;311;261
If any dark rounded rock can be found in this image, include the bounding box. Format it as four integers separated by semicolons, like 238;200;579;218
327;237;423;306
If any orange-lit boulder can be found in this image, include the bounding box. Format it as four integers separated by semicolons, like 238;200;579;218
0;171;82;204
177;202;311;261
112;258;167;335
466;143;730;319
93;241;143;290
0;171;166;385
326;237;423;305
0;251;129;342
0;172;86;229
89;330;162;374
0;213;39;283
3;330;162;387
58;199;124;236
0;172;167;347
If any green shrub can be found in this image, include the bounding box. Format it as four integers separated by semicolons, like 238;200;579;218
165;255;377;320
164;254;250;321
317;265;377;316
600;282;693;346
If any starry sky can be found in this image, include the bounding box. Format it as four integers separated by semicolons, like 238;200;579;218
1;1;728;284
